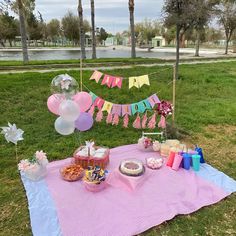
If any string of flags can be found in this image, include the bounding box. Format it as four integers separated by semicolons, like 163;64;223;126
87;91;172;129
89;70;150;90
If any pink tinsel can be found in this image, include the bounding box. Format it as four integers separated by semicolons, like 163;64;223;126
141;112;148;129
88;105;95;116
123;114;129;128
96;110;103;122
133;114;141;129
106;113;113;124
148;113;156;129
158;115;166;129
112;114;119;126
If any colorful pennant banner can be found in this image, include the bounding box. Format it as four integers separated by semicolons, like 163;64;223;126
89;70;150;89
89;92;160;116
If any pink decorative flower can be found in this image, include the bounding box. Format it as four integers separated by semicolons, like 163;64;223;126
18;159;30;171
35;150;47;161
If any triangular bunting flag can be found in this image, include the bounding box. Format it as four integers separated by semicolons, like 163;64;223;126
138;75;150;87
102;101;113;113
90;71;103;83
101;75;114;88
129;77;140;89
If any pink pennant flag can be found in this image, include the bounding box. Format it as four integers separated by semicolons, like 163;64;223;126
122;105;132;116
111;104;122;115
111;77;123;89
148;94;161;108
90;71;103;83
94;97;105;110
101;75;114;88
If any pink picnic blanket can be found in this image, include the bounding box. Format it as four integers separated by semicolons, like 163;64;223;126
45;144;228;236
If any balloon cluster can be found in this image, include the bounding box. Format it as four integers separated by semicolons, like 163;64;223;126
47;74;94;135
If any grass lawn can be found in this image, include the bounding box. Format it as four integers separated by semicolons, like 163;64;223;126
0;61;236;236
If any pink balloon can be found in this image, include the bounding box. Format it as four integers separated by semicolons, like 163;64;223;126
73;92;92;112
75;112;94;132
47;94;65;115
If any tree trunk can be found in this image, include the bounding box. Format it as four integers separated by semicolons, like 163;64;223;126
91;0;96;59
78;0;86;59
225;39;229;54
17;0;29;63
129;0;136;58
175;25;180;80
195;30;200;57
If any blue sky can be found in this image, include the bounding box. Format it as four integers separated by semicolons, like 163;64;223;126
36;0;164;33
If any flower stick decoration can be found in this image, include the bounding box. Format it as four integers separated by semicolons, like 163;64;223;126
85;141;95;157
1;122;24;161
157;101;173;129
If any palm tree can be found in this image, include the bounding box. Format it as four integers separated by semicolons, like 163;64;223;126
128;0;136;58
78;0;86;59
90;0;96;59
17;0;29;63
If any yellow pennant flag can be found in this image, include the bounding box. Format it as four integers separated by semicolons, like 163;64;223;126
102;101;113;114
138;75;150;88
129;77;140;89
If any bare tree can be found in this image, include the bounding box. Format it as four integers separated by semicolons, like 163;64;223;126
217;1;236;54
17;0;29;63
129;0;136;58
78;0;86;59
90;0;96;59
163;1;196;79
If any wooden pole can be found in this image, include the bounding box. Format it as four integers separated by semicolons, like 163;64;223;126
172;64;176;127
80;57;83;91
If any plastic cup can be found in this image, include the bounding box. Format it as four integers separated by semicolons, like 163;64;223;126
195;147;205;163
172;154;183;171
183;153;191;170
192;154;201;171
166;151;175;167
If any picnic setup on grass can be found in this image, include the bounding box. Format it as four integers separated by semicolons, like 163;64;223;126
1;64;236;236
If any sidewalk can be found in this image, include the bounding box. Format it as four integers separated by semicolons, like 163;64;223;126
0;58;236;74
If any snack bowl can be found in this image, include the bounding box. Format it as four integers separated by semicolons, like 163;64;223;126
146;157;163;170
60;164;84;182
83;180;107;192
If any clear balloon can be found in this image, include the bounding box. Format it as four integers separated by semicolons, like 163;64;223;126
75;112;94;132
54;117;75;135
59;100;80;122
73;92;93;112
51;74;78;98
47;94;65;115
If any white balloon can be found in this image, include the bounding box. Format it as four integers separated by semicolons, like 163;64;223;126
54;117;75;135
59;100;80;122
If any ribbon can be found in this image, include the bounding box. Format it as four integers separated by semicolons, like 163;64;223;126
90;71;103;83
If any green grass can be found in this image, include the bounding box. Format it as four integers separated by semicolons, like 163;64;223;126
0;62;236;235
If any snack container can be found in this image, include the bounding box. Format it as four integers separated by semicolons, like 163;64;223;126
83;180;107;192
73;146;110;169
146;157;163;169
60;165;84;182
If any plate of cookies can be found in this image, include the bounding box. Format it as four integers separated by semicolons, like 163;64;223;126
60;164;84;182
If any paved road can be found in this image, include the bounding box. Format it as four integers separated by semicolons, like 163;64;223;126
0;58;236;74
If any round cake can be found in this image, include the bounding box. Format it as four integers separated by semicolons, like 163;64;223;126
119;159;144;176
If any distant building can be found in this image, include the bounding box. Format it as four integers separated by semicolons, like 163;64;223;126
152;36;166;47
104;37;118;46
